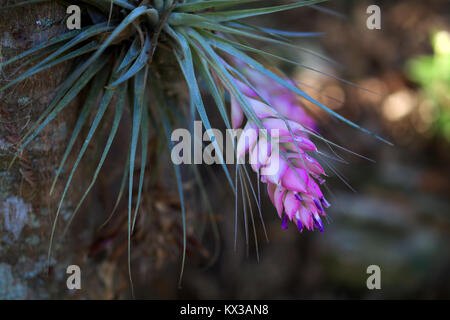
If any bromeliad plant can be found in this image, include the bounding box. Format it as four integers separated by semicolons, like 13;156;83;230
1;0;390;286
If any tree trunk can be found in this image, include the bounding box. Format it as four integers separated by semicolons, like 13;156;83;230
0;2;189;299
0;2;105;299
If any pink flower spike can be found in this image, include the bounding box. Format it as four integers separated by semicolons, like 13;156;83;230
280;136;317;152
290;154;325;176
303;154;325;175
250;136;271;172
295;212;304;232
234;79;258;97
262;118;305;137
248;97;277;119
282;214;288;230
273;185;286;218
312;212;324;233
231;97;244;129
261;153;289;185
308;178;324;199
321;197;331;209
303;197;318;214
236;122;258;159
284;192;301;220
273;93;315;126
267;183;276;204
299;206;314;231
281;167;309;193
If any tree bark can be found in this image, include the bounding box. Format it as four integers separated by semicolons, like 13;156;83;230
0;1;189;299
0;2;102;299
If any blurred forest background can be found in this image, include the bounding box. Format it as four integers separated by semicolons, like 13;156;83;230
1;0;449;299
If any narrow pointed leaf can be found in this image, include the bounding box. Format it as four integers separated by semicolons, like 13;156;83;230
127;66;148;295
107;35;151;88
117;37;141;72
2;40;100;92
63;82;127;237
175;0;259;12
48;59;119;262
131;106;149;233
208;38;393;145
157;91;186;289
50;67;110;194
19;55;109;153
172;29;235;190
0;29;81;69
200;0;326;22
28;22;115;77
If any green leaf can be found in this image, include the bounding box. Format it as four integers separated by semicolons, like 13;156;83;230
41;5;154;100
9;43;62;76
99;151;130;230
0;28;81;70
127;66;148;297
15;5;151;151
104;0;136;10
131;105;149;233
16;52;103;151
19;55;109;153
117;38;141;72
28;22;115;76
47;55;117;264
226;21;324;39
1;40;100;92
208;37;393;145
168;12;213;26
241;163;267;242
156;88;186;289
191;49;232;131
107;34;151;88
169;12;336;65
204;31;376;94
49;66;109;194
185;29;264;130
172;28;235;191
241;167;261;260
175;0;260;12
63;82;127;237
199;0;327;22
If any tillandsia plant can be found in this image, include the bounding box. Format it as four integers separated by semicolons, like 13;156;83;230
0;0;391;289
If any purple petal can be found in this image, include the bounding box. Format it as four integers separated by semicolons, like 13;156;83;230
297;218;303;232
282;214;288;230
320;197;331;208
313;198;324;214
312;214;324;233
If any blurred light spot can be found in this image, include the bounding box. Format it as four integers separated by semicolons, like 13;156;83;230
413;116;430;134
322;85;345;109
418;99;437;125
382;90;416;121
358;78;388;104
433;30;450;55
